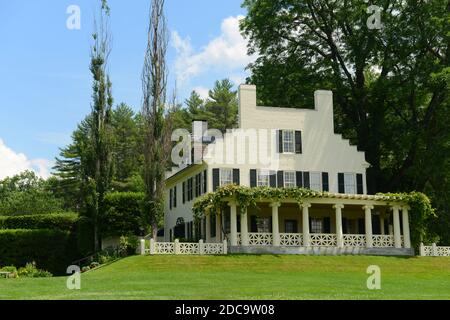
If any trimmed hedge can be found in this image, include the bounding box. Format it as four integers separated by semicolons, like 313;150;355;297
0;229;77;275
0;213;79;231
101;192;146;238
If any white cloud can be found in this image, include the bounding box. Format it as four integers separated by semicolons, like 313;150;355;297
0;139;53;179
172;15;256;86
192;86;210;100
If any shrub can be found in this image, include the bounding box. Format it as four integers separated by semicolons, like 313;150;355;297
0;266;18;278
17;262;52;278
0;229;76;275
90;262;100;269
101;192;146;238
119;235;139;256
81;266;90;273
0;213;79;231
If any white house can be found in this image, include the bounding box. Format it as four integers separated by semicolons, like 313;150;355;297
163;85;413;256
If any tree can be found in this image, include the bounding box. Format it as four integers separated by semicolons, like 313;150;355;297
0;171;63;216
141;0;173;239
241;0;449;243
205;79;238;133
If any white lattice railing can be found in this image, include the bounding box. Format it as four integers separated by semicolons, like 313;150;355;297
248;232;273;245
143;239;226;255
343;234;366;247
310;233;337;247
280;233;303;246
372;235;395;248
421;243;450;257
154;242;175;254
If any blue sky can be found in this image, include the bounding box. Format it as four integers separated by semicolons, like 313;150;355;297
0;0;252;178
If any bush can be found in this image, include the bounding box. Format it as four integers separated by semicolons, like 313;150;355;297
17;262;52;278
0;266;18;278
119;235;139;256
101;192;146;238
0;213;79;231
0;229;77;275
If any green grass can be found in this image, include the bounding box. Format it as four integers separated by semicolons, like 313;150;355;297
1;255;449;300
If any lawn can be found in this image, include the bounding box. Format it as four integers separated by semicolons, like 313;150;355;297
0;255;449;300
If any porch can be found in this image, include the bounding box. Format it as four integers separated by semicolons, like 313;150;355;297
200;195;414;256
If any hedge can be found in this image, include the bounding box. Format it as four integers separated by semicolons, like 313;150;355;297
0;213;79;231
101;192;147;238
0;229;78;275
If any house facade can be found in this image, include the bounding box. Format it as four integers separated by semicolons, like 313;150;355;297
164;85;413;256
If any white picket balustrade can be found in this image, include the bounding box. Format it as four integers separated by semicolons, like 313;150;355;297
248;233;273;245
143;239;226;255
343;234;366;247
310;234;337;247
420;243;450;257
372;235;395;248
280;233;303;246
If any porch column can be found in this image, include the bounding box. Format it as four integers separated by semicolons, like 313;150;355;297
333;204;344;248
215;211;221;243
229;201;238;246
240;207;249;246
392;205;402;248
402;206;411;249
363;205;374;248
302;203;311;247
270;202;281;246
205;212;211;243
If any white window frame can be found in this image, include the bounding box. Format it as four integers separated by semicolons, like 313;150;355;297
284;171;296;188
257;170;270;187
310;172;322;192
344;173;356;194
220;168;233;186
282;130;295;154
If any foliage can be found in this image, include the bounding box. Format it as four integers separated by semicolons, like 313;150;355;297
101;192;146;237
0;266;18;278
0;213;78;231
17;262;52;278
0;171;63;216
0;229;77;275
118;235;139;256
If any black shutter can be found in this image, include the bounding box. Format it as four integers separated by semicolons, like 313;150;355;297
277;171;284;188
203;170;207;194
324;217;331;233
338;173;345;193
189;178;193;201
250;169;257;187
295;131;302;154
358;218;365;235
173;186;177;208
322;172;329;192
233;169;240;185
277;130;283;153
194;175;199;197
270;171;277;188
182;182;186;204
303;172;310;189
356;174;364;194
250;216;258;232
296;171;303;188
309;217;312;232
169;189;173;210
212;169;220;191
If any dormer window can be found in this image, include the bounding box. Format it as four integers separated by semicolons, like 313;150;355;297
278;130;302;154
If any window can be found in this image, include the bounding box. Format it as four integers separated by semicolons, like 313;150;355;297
285;220;298;233
310;172;322;192
344;173;356;194
283;130;295;153
257;217;271;233
220;168;233;186
257;170;270;187
187;178;193;201
284;171;296;188
311;218;323;234
195;173;202;197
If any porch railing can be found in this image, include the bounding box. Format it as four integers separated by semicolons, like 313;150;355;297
234;233;398;248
